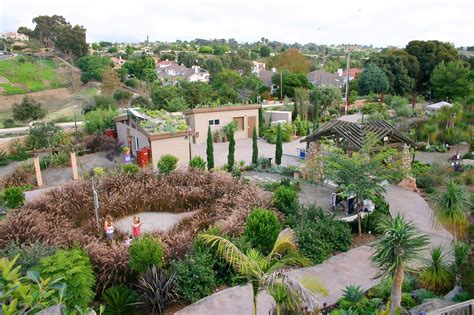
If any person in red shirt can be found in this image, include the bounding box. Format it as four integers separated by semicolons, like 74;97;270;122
131;215;142;238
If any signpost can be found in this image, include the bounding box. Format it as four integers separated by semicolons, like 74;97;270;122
92;179;100;233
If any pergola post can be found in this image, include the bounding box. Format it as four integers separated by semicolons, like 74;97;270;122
33;153;43;187
70;151;79;180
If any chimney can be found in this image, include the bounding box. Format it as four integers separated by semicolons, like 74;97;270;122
337;68;343;77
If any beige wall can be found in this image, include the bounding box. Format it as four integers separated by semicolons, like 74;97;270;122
186;108;259;144
263;111;292;125
150;136;190;169
116;121;150;155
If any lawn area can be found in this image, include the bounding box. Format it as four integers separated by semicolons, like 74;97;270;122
0;57;64;95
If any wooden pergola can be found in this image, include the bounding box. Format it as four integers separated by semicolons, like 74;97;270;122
301;120;416;151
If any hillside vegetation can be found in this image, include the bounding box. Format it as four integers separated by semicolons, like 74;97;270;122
0;56;65;95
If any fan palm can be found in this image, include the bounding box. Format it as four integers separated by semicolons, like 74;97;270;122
371;214;429;314
199;228;327;315
419;246;454;294
434;180;469;241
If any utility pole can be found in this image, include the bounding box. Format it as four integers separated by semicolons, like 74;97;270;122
344;47;351;115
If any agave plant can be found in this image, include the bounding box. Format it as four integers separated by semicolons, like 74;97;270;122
419;247;454;294
200;228;327;315
102;285;140;315
135;265;178;314
342;285;364;303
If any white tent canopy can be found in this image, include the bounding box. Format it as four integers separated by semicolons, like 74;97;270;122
425;101;453;112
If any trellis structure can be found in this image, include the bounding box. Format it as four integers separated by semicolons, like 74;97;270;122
301;120;416;151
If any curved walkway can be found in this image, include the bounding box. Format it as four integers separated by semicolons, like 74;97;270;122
176;186;453;315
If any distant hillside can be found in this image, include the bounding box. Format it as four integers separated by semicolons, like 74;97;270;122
0;55;68;95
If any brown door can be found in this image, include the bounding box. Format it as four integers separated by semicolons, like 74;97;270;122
248;116;256;138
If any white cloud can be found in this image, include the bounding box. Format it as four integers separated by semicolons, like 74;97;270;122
1;0;472;46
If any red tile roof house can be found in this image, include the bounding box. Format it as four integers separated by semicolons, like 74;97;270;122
111;56;125;69
337;68;362;81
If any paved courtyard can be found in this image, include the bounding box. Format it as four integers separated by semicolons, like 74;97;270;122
192;138;306;168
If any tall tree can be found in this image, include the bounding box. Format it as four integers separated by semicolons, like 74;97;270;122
357;63;390;99
101;66;121;96
272;48;310;74
405;40;459;95
258;107;265;137
371;51;415;95
309;86;342;127
227;125;235;171
200;229;327;315
430;61;471;101
294;87;310;120
252;126;258;166
371;214;429;314
275;124;282;166
271;72;311;98
434;180;469;241
206;126;214;170
12;96;47;123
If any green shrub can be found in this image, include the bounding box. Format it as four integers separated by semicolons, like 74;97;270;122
192;227;246;287
453;291;474;302
189;156;206;171
128;235;164;273
263;123;293;143
243;208;281;255
416;174;444;189
273;185;298;215
37;248;96;308
414;289;438;303
401;293;416;309
103;285;139;315
171;251;217;302
157;154;178;174
120;163;140;174
0;241;57;275
93;167;106;177
49;151;70;167
294;226;332;263
3;186;26;208
411;161;432;177
85;109;118;134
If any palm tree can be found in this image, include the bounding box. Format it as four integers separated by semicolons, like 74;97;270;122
199;228;327;315
434;180;469;241
419;246;454;294
371;214;429;314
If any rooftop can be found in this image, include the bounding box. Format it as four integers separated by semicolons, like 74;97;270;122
116;108;188;136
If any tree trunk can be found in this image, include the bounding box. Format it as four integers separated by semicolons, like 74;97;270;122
411;93;417;110
252;280;259;315
391;265;404;314
276;303;281;315
380;92;385;103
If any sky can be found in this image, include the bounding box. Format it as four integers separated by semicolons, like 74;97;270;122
1;0;473;47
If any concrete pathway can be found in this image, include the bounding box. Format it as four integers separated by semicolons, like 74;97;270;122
176;186;453;315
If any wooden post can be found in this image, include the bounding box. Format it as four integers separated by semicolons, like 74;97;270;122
33;153;43;187
70;151;79;180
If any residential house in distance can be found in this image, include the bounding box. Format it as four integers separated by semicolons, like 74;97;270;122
1;32;29;41
337;68;362;82
157;64;210;85
251;61;266;74
183;105;260;144
258;68;278;94
156;59;177;69
111;56;125;69
114;108;192;167
307;70;344;88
